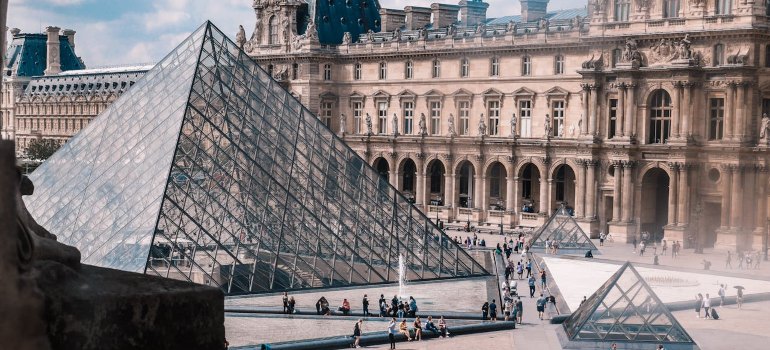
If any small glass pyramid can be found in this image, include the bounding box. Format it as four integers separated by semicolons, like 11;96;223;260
25;22;488;295
563;262;696;344
529;205;597;251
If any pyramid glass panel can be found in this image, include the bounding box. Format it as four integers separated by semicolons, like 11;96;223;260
529;206;597;251
25;22;487;295
563;263;695;345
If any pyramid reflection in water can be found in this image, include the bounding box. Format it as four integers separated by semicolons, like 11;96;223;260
25;22;487;295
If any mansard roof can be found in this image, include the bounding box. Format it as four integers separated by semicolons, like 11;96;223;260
3;33;85;77
486;8;587;25
313;0;382;45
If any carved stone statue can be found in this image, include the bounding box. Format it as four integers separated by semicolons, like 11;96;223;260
621;38;643;67
475;23;486;36
339;113;347;135
392;113;399;135
367;29;375;42
305;20;318;41
570;16;582;29
448;114;457;136
578;117;583;134
538;18;549;31
510;113;517;137
392;27;402;40
558;123;564;137
365;113;373;135
544;114;552;137
418;27;427;40
506;21;516;34
761;113;770;142
592;0;607;14
447;24;456;36
677;34;692;60
342;32;352;45
635;0;650;10
236;25;247;49
478;114;487;136
418;113;428;135
569;123;576;136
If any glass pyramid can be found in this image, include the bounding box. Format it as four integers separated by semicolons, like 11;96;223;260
25;22;487;294
563;262;696;344
529;206;597;251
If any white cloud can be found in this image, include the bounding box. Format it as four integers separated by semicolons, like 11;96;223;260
45;0;86;6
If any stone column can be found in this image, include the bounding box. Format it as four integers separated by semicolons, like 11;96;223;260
589;85;599;136
581;84;590;135
730;165;742;229
671;82;681;138
720;164;732;229
388;169;398;188
547;178;554;214
506;176;515;211
539;176;549;215
667;163;679;225
681;83;691;139
574;160;585;218
612;161;622;222
446;172;455;208
677;164;689;226
474;166;483;209
585;160;596;219
617;85;625;138
415;156;425;207
625;83;636;139
621;161;634;223
724;82;735;140
755;166;768;230
735;82;746;141
512;177;521;214
481;176;488;215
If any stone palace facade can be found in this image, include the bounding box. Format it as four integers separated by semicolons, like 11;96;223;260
241;0;770;251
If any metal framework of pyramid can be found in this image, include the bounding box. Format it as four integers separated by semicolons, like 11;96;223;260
24;21;487;295
562;262;696;346
529;206;597;251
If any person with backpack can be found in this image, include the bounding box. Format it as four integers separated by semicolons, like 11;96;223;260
408;296;418;317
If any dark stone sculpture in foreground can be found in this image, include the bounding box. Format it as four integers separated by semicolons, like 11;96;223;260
0;140;226;350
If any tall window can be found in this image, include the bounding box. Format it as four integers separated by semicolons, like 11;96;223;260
522;56;531;76
432;59;441;78
552;100;565;137
648;90;672;144
430;101;441;134
614;0;630;22
321;101;333;128
378;61;387;80
554;55;565;75
460;58;470;78
291;63;299;80
269;16;279;44
403;101;414;134
405;61;413;79
608;99;618;139
713;44;724;66
354;63;362;80
519;100;532;137
663;0;680;18
488;100;501;136
716;0;732;15
490;57;500;77
521;165;533;199
612;48;622;68
378;102;388;134
708;98;725;140
353;101;363;134
458;101;470;135
766;45;770;68
489;164;503;198
323;64;332;80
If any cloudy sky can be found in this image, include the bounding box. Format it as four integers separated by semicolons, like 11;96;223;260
7;0;581;67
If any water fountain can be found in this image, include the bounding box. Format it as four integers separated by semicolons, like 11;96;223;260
398;253;407;299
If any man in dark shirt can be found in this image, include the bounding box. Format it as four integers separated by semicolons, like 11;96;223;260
489;300;498;321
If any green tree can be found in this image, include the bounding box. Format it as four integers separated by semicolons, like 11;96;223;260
26;138;60;161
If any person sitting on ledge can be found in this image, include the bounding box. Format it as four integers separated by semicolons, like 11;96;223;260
438;316;449;337
339;298;351;315
425;316;439;334
585;250;593;258
398;319;412;341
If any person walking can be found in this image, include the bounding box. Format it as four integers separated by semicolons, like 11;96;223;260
718;285;726;307
694;293;703;318
737;252;744;269
703;293;712;319
526;260;533;278
352;319;363;348
489;299;498;321
413;316;423;341
639;240;646;256
481;301;489;320
737;287;744;309
517;261;524;280
599;230;605;246
536;294;547;320
632;236;637;253
725;251;732;269
504;299;513;321
362;294;370;316
282;292;289;314
528;275;536;297
387;317;397;349
515;297;524;324
288;296;295;314
662;240;667;256
540;269;548;290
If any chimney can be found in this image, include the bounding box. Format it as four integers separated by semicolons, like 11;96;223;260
379;8;406;32
520;0;549;22
44;26;61;75
404;6;431;30
431;3;460;29
63;29;76;51
459;0;489;27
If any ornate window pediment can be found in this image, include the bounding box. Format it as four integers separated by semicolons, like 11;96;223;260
349;91;366;108
398;89;417;102
452;88;474;108
424;89;444;109
482;88;505;106
513;87;537;107
545;86;570;107
372;90;391;107
320;92;338;103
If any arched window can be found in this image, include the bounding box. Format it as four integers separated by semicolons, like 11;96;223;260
554;55;565;75
432;59;441;78
460;58;470;78
378;61;387;80
662;0;680;18
405;60;414;79
614;0;630;22
522;56;531;76
268;16;279;45
648;90;672;144
713;44;724;66
354;62;362;80
323;63;332;80
490;57;500;76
